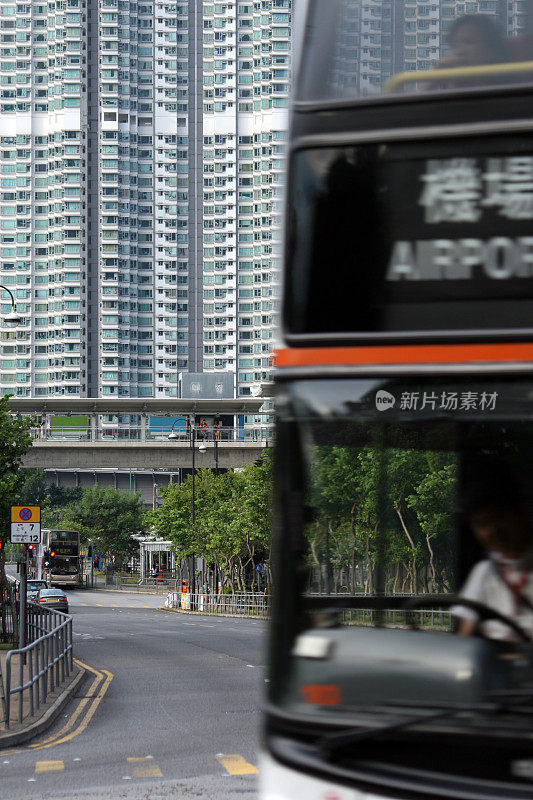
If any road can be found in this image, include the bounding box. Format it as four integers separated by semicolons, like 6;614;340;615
1;587;267;800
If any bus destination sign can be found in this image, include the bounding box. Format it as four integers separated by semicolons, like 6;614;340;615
286;139;533;338
386;156;533;283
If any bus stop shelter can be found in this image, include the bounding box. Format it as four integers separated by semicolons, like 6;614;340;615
138;538;176;583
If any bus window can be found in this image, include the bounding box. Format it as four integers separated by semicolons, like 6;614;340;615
297;0;533;102
284;139;533;339
272;376;533;718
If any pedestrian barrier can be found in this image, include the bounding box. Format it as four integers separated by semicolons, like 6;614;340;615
162;593;452;629
30;423;268;444
340;607;452;628
3;603;73;728
165;591;270;617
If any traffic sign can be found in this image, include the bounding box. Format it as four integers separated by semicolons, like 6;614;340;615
11;506;41;523
10;522;41;544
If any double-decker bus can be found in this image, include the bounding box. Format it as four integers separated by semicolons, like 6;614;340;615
262;2;533;799
44;530;81;588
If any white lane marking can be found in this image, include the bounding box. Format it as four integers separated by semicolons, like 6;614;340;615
122;776;132;780
73;758;82;762
3;760;10;764
27;778;36;782
246;664;255;668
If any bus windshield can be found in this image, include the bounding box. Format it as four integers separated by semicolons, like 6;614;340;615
298;0;533;102
273;375;533;730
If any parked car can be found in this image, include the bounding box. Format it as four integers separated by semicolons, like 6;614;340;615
37;588;69;613
27;580;47;603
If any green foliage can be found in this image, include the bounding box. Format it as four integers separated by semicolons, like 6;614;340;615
306;443;457;594
16;469;84;528
0;397;33;632
0;398;33;543
55;486;147;561
152;451;273;590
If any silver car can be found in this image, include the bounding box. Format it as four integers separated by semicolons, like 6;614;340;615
37;588;69;613
27;579;47;604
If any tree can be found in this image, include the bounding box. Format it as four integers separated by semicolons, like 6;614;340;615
16;469;83;528
0;397;33;641
57;487;147;562
152;451;274;592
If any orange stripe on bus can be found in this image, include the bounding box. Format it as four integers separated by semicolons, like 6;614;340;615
274;343;533;368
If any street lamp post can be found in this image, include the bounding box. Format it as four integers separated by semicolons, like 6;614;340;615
0;284;22;326
214;433;219;476
90;541;94;588
168;419;205;603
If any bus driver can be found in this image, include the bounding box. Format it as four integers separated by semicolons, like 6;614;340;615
453;472;533;641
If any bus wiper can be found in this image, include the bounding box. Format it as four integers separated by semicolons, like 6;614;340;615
317;706;491;755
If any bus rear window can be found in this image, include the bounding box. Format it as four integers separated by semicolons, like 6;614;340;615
298;0;533;102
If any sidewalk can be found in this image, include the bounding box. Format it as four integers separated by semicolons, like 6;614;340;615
0;650;84;747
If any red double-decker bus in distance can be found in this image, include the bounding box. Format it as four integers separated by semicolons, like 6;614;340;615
262;2;533;799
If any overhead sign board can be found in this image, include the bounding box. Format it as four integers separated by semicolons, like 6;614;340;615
10;506;41;544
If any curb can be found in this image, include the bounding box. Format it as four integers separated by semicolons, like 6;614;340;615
83;587;170;596
85;586;169;596
157;606;269;621
0;665;85;748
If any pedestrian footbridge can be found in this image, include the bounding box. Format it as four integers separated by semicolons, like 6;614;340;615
8;398;269;502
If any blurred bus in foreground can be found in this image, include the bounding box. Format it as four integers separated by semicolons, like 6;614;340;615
262;1;533;799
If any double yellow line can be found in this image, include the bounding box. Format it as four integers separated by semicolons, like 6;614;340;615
27;659;113;751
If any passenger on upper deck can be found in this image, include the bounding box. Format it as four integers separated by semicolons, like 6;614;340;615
453;470;533;641
422;14;511;90
443;15;509;70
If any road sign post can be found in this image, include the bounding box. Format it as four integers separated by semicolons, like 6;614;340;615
10;506;41;544
18;548;27;652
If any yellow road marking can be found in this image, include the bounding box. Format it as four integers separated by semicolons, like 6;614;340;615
111;605;119;607
35;760;64;773
31;661;113;750
80;603;88;606
1;661;106;756
132;766;163;778
131;764;163;778
96;604;103;607
29;660;103;750
127;757;162;778
216;754;258;775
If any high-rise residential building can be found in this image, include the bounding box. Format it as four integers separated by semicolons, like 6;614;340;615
0;0;290;407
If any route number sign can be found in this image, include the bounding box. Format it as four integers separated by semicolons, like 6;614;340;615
10;506;41;543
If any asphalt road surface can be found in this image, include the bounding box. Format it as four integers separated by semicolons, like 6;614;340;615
1;587;267;800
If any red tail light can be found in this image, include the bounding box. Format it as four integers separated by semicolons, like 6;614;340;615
38;598;46;603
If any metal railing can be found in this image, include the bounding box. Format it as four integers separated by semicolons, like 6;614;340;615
339;607;452;629
29;424;268;444
165;591;270;617
1;583;18;646
4;603;73;728
163;594;451;627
